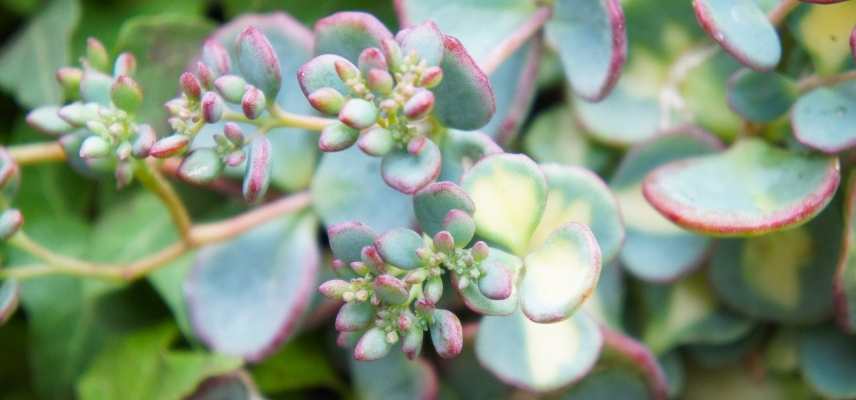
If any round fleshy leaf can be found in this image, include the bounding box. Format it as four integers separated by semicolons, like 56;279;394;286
546;0;626;101
438;129;502;183
726;69;797;123
836;174;856;332
693;0;781;71
0;279;19;325
798;325;856;399
640;272;753;354
709;201;841;324
792;81;856;154
598;328;671;400
523;106;614;174
327;221;377;264
413;181;474;238
313;12;393;62
185;213;319;361
380;140;442;194
643;138;840;236
26;106;73;135
296;54;353;98
611;131;720;282
311;146;414;233
680;51;744;141
374;228;424;270
574;86;661;147
432;35;496;130
530;164;624;262
461;154;547;255
397;21;444;66
476;310;603;392
351;351;438;400
520;223;602;323
789;1;856;75
457;247;523;316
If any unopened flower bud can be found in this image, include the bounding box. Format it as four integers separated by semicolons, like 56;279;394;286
433;231;455;254
402;327;424;360
403;89;435;120
179;148;223;184
398;311;415;331
407;135;427;155
201;39;231;77
361;245;386;273
131;124;156;158
319;279;351;300
471;241;489;262
335;301;374;332
79;136;111;159
0;208;23;240
113;52;137;77
307;87;345;115
223;122;245;145
86;37;110;72
338;98;377;129
26;106;72;135
478;261;513;301
350;261;370;276
374;274;409;305
404;269;427;284
354;327;392;361
424;275;443;304
357;126;393;156
366;68;394;95
242;135;271;203
430;309;463;359
214;75;247;103
196;62;215;89
201;91;224;123
241;86;266;120
149;134;189;158
115;141;132;161
58;102;99;126
114;161;133;189
334;59;360;81
180;72;202;100
111;76;143;113
419;66;443;88
56;67;83;99
358;47;388;75
319;122;359;152
443;209;476;247
380;38;403;73
225;150;245;167
237;26;282;98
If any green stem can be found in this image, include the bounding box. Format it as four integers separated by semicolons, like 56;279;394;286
223;104;334;132
797;70;856;94
134;159;193;243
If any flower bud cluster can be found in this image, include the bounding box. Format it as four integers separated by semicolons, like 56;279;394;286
308;40;444;158
26;38;148;188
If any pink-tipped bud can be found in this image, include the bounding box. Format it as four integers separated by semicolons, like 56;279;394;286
180;72;202;100
110;75;143;112
335;301;374;332
86;37;109;72
150;134;189;158
404;269;427;284
338;98;377;130
361;245;386;273
319;279;351;300
131;124;156;159
430;309;463;359
357;126;393;157
196;62;215;89
471;241;489;262
0;208;23;240
201;91;224;123
478;261;513;301
237;26;282;98
201;39;231;76
419;66;443;88
403;89;434;120
56;67;83;98
373;274;409;305
354;328;392;361
242;135;271;203
223;122;245;145
407;135;427;155
398;311;415;332
380;38;403;73
366;68;394;95
241;86;266;120
433;231;455;254
358;47;388;75
113;52;137;77
225;150;245;167
319;122;359;152
307;87;345;115
214;75;247;103
424;275;443;305
334;59;360;81
402;328;424;360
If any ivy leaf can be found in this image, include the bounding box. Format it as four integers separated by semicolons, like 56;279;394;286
0;0;80;108
115;15;214;132
76;323;243;400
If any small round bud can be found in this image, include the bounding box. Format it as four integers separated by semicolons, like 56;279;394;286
404;269;427;284
478;261;513;301
180;72;202;100
354;327;392;361
113;52;137;77
419;66;443;88
366;68;394;95
334;59;360;81
403;89;435;120
110;76;143;113
336;301;374;332
430;309;463;359
407;135;427;155
319;279;351;300
471;241;489;262
223;122;245;146
179;148;223;184
201;39;231;77
149;134;189;158
242;135;272;203
373;274;409;305
361;245;386;273
115;141;132;161
115;161;134;189
307;87;345;115
433;231;455;254
131;124;156;158
214;75;248;103
58;102;99;126
402;327;424;360
241;86;266;120
196;62;215;89
357;126;393;157
424;276;443;305
0;208;23;240
201;91;224;123
56;67;83;99
443;209;476;247
385;331;399;344
380;38;403;73
319;122;359;152
26;106;72;135
358;47;388;75
86;38;110;72
225;150;246;167
338;98;377;130
350;261;370;276
79;136;111;159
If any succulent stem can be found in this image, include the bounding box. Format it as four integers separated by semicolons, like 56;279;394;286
7;141;66;165
134;159;193;243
